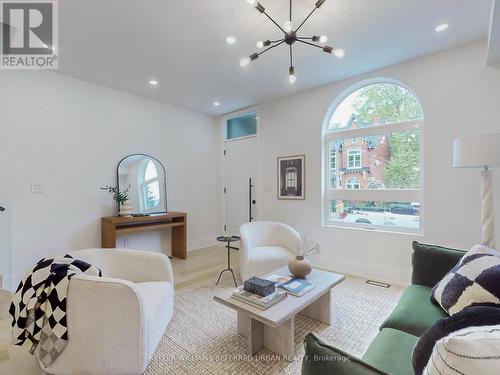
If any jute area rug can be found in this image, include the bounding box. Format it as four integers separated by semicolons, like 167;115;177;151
145;274;403;375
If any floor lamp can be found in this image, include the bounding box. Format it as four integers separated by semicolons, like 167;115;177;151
453;134;500;248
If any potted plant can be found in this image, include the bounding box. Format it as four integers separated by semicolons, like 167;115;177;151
100;185;132;216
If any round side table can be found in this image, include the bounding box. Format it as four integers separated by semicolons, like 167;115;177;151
215;235;240;287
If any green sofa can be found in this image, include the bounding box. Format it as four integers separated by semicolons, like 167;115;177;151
302;242;466;375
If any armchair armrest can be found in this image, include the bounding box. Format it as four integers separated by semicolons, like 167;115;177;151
46;275;147;375
411;241;465;287
302;334;387;375
70;248;174;284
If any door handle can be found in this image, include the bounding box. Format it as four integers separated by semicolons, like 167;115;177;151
0;206;5;212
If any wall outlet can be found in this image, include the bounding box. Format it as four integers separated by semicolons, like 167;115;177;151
31;183;44;193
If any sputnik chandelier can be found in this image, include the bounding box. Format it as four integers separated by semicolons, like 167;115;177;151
240;0;344;84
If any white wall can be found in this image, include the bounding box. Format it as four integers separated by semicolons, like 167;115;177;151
233;42;500;285
0;71;221;286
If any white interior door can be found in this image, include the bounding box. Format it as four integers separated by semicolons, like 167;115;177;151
0;197;11;290
225;137;257;236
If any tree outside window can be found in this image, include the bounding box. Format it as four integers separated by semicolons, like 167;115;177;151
324;81;423;232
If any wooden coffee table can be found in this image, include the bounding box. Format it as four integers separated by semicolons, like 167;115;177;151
213;267;344;358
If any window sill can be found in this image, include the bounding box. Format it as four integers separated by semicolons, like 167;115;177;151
322;223;424;237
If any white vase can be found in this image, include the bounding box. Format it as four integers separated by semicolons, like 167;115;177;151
119;202;134;217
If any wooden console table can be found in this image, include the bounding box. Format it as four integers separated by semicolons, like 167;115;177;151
101;212;187;259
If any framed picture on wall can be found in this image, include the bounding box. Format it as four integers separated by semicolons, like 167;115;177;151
278;155;305;200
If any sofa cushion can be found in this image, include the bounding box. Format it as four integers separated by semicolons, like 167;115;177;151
431;251;500;315
302;333;387;375
362;328;419;375
381;285;447;336
411;242;465;287
412;305;500;375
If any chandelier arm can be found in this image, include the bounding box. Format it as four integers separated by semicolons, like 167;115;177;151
271;38;285;43
258;40;286;56
290;0;292;21
295;7;318;33
296;37;314;40
297;39;324;50
263;11;286;33
289;45;293;67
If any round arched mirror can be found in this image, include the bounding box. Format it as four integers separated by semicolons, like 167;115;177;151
117;154;167;215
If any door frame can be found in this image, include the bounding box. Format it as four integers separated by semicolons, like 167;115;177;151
0;196;11;290
221;109;260;235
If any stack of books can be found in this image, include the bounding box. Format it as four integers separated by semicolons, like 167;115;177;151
232;287;287;310
232;274;316;309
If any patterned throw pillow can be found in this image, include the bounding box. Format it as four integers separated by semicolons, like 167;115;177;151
412;306;500;375
431;248;500;315
423;325;500;374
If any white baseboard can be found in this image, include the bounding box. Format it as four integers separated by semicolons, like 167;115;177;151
187;235;219;252
313;257;410;287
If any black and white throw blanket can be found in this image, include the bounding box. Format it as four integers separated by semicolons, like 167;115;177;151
9;255;102;367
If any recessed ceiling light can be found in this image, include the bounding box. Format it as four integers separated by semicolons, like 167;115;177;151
226;36;236;44
149;79;158;86
334;49;345;58
240;58;250;67
435;23;449;32
213;101;220;107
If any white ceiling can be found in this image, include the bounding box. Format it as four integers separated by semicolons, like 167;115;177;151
58;0;492;115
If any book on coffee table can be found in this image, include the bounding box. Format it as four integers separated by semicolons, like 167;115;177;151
279;278;315;297
265;274;292;286
232;287;287;310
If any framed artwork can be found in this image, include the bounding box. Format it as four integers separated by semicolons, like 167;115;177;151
277;155;305;200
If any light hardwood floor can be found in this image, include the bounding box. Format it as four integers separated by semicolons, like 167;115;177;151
172;245;240;293
0;245;238;375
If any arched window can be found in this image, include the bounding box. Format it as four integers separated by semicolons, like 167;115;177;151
323;80;423;233
346;177;360;189
141;160;160;211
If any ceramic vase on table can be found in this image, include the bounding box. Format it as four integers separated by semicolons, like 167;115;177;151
119;202;134;217
288;255;312;279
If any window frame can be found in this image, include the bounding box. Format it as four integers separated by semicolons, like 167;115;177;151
347;149;362;169
346;177;361;189
140;160;161;213
329;146;337;189
323;118;424;234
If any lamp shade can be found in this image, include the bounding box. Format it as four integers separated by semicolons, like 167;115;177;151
453;134;500;169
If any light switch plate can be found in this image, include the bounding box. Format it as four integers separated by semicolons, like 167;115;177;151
31;183;44;193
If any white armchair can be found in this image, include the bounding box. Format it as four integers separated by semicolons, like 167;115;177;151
45;248;174;375
239;221;301;281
